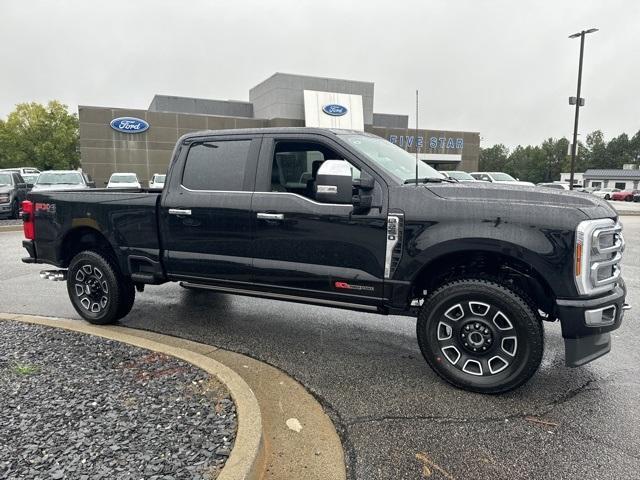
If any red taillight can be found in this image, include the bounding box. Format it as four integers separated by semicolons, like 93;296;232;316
22;200;34;240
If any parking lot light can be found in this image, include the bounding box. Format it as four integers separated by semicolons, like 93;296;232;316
568;28;598;190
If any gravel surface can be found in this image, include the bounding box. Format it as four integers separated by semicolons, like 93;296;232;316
0;321;237;480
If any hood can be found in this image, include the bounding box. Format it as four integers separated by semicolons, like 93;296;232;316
425;182;617;219
31;184;89;192
0;185;13;194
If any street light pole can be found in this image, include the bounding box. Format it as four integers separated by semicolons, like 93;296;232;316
568;28;598;190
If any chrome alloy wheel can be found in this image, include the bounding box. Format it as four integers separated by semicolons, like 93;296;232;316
74;265;109;313
436;301;518;377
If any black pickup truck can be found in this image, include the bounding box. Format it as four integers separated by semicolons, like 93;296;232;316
21;128;629;393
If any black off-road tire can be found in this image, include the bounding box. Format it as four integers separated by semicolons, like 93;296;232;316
9;199;19;219
115;277;136;320
67;250;127;325
417;279;544;394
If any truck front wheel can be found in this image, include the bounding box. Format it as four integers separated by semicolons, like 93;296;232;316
67;250;129;325
417;279;544;394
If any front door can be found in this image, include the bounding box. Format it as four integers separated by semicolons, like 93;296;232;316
251;134;388;308
160;134;261;284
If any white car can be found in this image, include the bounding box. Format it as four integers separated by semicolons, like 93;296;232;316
107;173;141;189
148;173;166;190
31;170;91;192
591;188;620;200
441;171;479;182
470;172;535;187
0;167;40;176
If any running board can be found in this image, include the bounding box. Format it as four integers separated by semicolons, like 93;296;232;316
179;281;382;313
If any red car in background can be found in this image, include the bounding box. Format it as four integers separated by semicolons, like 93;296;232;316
611;189;640;201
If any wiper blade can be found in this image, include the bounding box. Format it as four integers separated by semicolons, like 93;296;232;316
403;177;457;184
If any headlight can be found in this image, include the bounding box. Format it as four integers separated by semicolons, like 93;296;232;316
575;218;624;295
0;194;9;203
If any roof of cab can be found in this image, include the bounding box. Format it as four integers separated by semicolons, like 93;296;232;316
179;127;377;141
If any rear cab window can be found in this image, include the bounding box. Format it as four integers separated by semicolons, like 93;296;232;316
181;139;254;191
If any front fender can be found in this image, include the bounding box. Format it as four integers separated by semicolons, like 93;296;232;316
397;218;577;298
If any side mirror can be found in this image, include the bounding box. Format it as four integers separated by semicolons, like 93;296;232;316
315;160;353;204
352;171;374;214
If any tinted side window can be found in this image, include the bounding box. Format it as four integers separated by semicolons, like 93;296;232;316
182;140;251;191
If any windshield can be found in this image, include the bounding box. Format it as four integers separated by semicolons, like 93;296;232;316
446;171;475;181
153;175;166;182
0;173;12;185
22;174;39;183
110;174;138;183
491;173;517;182
341;134;444;183
36;172;83;185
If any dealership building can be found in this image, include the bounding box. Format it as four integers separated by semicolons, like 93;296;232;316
79;73;480;185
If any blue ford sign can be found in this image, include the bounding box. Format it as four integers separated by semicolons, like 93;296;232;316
110;117;150;134
322;104;348;117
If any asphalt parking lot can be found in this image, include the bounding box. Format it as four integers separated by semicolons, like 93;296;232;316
1;219;639;480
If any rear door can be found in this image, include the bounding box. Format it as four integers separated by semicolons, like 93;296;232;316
159;134;261;284
250;133;388;308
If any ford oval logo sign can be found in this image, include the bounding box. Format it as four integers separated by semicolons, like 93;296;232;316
110;117;150;134
322;104;348;117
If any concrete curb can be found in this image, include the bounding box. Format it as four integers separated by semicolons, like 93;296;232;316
0;225;22;232
0;313;266;480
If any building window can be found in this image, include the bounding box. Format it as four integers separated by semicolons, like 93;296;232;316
182;140;251;191
614;182;626;190
591;181;602;188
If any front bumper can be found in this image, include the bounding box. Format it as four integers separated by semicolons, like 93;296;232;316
556;280;628;367
0;202;11;214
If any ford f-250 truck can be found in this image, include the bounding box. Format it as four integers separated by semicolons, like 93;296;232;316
21;128;629;393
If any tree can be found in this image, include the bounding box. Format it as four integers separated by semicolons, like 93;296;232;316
479;144;510;173
0;101;79;170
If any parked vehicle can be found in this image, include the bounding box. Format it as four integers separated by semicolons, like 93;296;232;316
592;188;620;200
537;182;570;190
22;128;629;394
149;173;166;190
441;171;479;182
0;171;28;218
106;172;141;189
611;190;640;202
537;182;585;191
470;172;535;187
1;167;40;176
32;171;92;192
83;173;96;188
21;173;40;190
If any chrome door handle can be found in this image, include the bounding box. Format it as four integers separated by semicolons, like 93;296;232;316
169;208;192;216
257;212;284;221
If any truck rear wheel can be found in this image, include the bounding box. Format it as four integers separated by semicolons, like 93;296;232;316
9;200;19;219
417;279;543;394
67;250;128;325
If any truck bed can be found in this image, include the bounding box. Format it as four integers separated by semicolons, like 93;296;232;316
27;189;163;278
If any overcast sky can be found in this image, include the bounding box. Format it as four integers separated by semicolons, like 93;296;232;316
1;0;638;148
